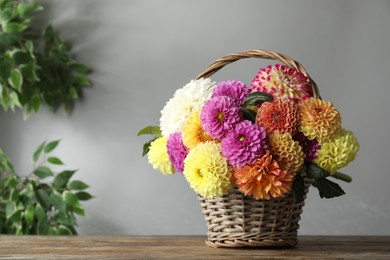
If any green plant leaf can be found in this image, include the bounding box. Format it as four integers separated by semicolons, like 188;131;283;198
137;126;162;137
53;170;76;188
72;204;85;216
33;166;53;179
8;68;23;92
47;226;58;235
5;201;15;219
44;140;60;153
11;50;30;65
37;219;49;235
305;162;330;179
142;140;154;157
34;204;46;221
331;172;353;183
47;156;64;165
242;92;273;106
50;192;66;212
312;178;345;199
0;7;13;23
32;141;46;162
25;40;34;54
75;191;93;201
69;87;78;99
31;94;41;113
67;180;89;190
24;204;35;226
58;225;72;235
63;191;79;207
9;91;22;108
37;189;51;208
241;108;257;123
3;22;28;33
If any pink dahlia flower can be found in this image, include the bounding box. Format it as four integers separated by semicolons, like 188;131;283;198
250;64;313;102
166;132;188;172
212;80;249;105
221;120;269;168
200;96;242;140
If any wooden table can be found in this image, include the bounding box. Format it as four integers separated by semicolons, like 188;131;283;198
0;236;389;259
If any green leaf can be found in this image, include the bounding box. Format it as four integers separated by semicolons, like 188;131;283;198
75;191;93;201
47;227;58;235
137;126;162;137
34;204;46;221
75;74;90;86
72;204;85;216
63;191;79;207
50;192;65;212
31;94;41;113
0;7;13;23
0;32;21;47
47;156;64;165
32;141;46;162
11;51;30;64
242;92;273;106
69;87;78;99
37;189;51;208
9;91;22;108
37;220;49;235
8;68;23;91
312;178;345;199
25;40;34;54
292;174;305;203
44;140;60;153
20;64;39;81
142;140;154;156
67;180;89;190
33;166;53;179
3;22;28;33
58;225;72;235
25;204;35;226
6;201;15;219
331;172;353;183
305;162;330;179
53;170;76;188
241;108;257;123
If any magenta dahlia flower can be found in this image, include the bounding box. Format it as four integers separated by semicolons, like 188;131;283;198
212;80;249;105
250;64;313;102
200;96;242;140
293;132;321;161
221;120;269;168
166;132;188;172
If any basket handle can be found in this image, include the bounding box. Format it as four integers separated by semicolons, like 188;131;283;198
196;49;320;98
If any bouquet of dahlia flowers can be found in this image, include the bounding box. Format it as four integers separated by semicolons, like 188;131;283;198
139;64;359;201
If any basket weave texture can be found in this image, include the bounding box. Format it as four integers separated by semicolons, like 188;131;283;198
195;49;319;248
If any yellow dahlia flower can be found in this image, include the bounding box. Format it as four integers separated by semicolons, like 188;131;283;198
182;109;212;149
148;136;174;175
314;129;359;174
183;141;231;198
269;132;305;174
298;98;341;144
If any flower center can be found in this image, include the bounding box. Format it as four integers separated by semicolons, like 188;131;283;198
217;112;225;122
239;136;245;141
272;112;280;121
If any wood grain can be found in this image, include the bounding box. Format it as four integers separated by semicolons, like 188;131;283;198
0;236;389;259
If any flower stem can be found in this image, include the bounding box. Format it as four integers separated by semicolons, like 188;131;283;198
331;172;352;183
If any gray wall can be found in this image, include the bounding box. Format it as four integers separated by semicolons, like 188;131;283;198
1;0;389;235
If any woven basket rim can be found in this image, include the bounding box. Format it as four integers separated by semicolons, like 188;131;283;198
195;49;320;99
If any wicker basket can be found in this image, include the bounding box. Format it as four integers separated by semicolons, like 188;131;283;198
195;49;320;248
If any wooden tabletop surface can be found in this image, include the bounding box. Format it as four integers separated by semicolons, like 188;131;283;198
0;236;389;259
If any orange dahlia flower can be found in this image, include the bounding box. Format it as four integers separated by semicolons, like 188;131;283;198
256;98;299;134
233;151;294;200
269;132;305;174
298;98;341;144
